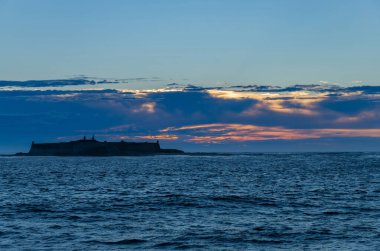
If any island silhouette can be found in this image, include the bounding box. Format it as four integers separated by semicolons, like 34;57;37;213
16;136;184;156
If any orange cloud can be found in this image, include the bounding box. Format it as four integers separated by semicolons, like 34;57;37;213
207;90;325;115
135;134;179;140
161;123;380;143
132;102;156;113
334;111;376;124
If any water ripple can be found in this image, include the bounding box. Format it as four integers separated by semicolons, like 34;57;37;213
0;153;379;250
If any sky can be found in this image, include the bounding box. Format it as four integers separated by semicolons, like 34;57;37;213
0;0;380;152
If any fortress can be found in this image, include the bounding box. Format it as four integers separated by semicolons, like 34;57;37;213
21;136;184;156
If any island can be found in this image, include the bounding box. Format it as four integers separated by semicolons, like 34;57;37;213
16;136;184;156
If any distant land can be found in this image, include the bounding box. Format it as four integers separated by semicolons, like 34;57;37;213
14;137;184;156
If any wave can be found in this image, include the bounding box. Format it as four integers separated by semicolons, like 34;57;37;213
211;195;277;206
86;238;147;245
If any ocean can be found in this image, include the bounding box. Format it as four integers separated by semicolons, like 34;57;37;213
0;153;379;250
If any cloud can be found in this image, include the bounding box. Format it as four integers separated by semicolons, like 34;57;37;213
0;76;165;88
160;123;380;143
133;134;179;140
132;102;156;113
0;78;98;87
1;83;380;152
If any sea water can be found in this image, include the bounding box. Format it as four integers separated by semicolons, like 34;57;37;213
0;153;379;250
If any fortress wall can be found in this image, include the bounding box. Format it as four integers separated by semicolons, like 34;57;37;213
28;141;162;156
29;143;74;155
118;142;160;152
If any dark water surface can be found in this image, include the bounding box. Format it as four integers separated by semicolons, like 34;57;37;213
0;153;379;250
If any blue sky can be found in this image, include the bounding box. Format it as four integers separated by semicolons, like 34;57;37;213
1;0;380;85
0;0;380;152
